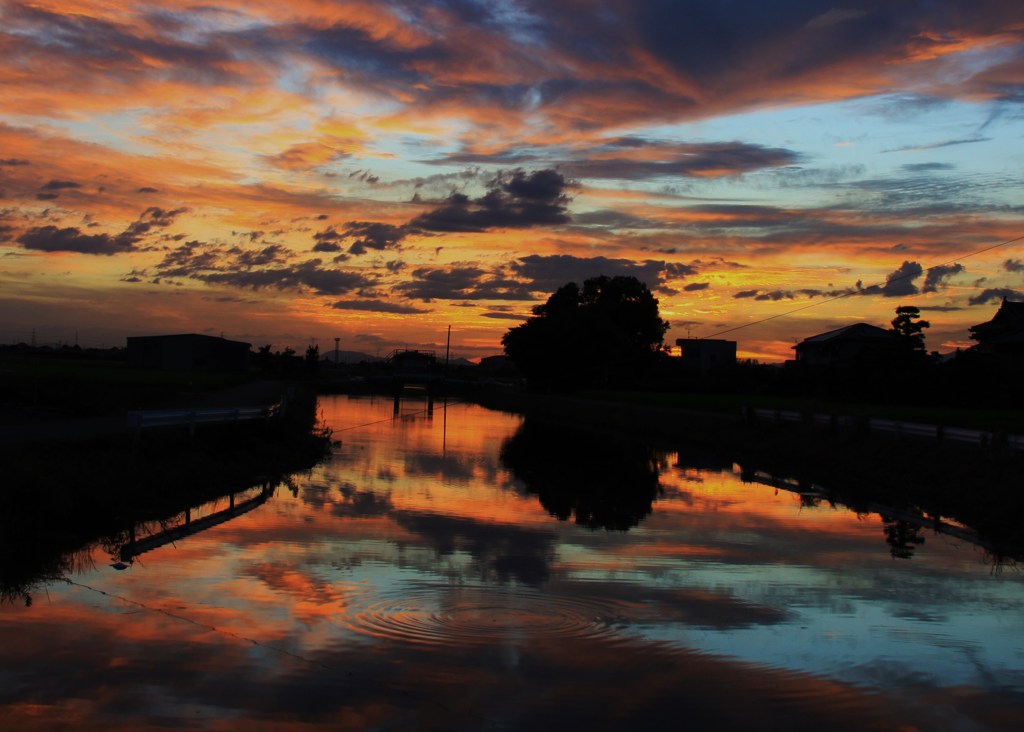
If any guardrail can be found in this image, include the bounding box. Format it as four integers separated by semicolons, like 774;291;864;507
748;408;1022;450
127;403;281;440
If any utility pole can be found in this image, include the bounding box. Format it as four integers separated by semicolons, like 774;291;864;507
445;325;451;372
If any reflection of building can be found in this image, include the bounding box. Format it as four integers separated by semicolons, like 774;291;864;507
675;338;737;371
969;298;1024;357
127;333;251;371
792;323;900;367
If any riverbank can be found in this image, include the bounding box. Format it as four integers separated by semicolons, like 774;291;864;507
470;387;1024;558
0;384;331;603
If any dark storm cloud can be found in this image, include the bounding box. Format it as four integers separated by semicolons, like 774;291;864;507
433;140;799;181
639;1;1021;82
410;169;572;232
572;210;661;229
7;0;1024;151
482;311;529;321
39;179;81;191
330;299;429;314
4;2;242;85
17;204;187;255
152;239;222;277
901;163;955;173
1003;259;1024;273
969;287;1024;306
122;206;189;238
732;287;846;301
313;221;408;255
144;239;375;296
341;222;408;254
311;227;344;252
231;243;290;268
312;240;341;253
17;225;134;255
835;170;1020;212
755;289;804;301
395;266;535;302
732;287;842;300
299;21;432;94
509;254;696;294
922;263;965;293
198;259;372;296
879;260;923;297
563;139;800;180
683;282;710;291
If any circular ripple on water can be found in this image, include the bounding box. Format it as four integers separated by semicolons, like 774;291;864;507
342;584;632;647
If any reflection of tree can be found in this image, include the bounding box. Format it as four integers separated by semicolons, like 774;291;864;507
500;418;663;531
1;545;95;607
882;516;926;559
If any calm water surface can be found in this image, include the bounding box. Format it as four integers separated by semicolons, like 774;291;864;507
2;395;1024;730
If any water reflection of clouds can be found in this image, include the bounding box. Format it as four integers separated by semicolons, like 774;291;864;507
6;397;1024;730
392;511;557;586
4;597;1006;731
402;452;478;482
332;484;394;519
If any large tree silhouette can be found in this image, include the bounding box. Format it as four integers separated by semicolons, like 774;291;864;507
501;275;668;390
890;305;930;354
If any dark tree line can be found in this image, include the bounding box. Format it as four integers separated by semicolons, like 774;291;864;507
502;275;668;391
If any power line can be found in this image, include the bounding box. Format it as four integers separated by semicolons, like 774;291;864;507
699;233;1024;340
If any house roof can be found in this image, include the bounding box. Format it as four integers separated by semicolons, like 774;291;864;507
971;298;1024;337
793;322;894;349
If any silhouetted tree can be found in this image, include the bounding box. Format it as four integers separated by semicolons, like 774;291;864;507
501;275;669;390
280;347;297;375
890;305;930;354
305;344;320;374
257;344;273;372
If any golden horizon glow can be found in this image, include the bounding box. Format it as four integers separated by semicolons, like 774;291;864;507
2;1;1023;360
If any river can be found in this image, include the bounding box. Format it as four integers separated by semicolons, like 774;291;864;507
1;394;1023;730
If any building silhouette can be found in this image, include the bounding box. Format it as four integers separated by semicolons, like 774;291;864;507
127;333;251;371
792;323;901;367
969;298;1024;357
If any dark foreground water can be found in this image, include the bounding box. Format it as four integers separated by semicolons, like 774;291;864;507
2;395;1023;731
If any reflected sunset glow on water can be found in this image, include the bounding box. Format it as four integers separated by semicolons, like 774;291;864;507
2;396;1023;730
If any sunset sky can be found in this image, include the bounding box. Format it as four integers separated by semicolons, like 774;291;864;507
2;0;1023;361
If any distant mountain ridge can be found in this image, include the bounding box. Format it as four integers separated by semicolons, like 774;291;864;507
320;350;479;366
319;350;382;364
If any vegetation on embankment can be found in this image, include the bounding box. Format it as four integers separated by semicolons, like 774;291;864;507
471;387;1024;558
0;349;257;419
578;388;1024;435
0;386;331;604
